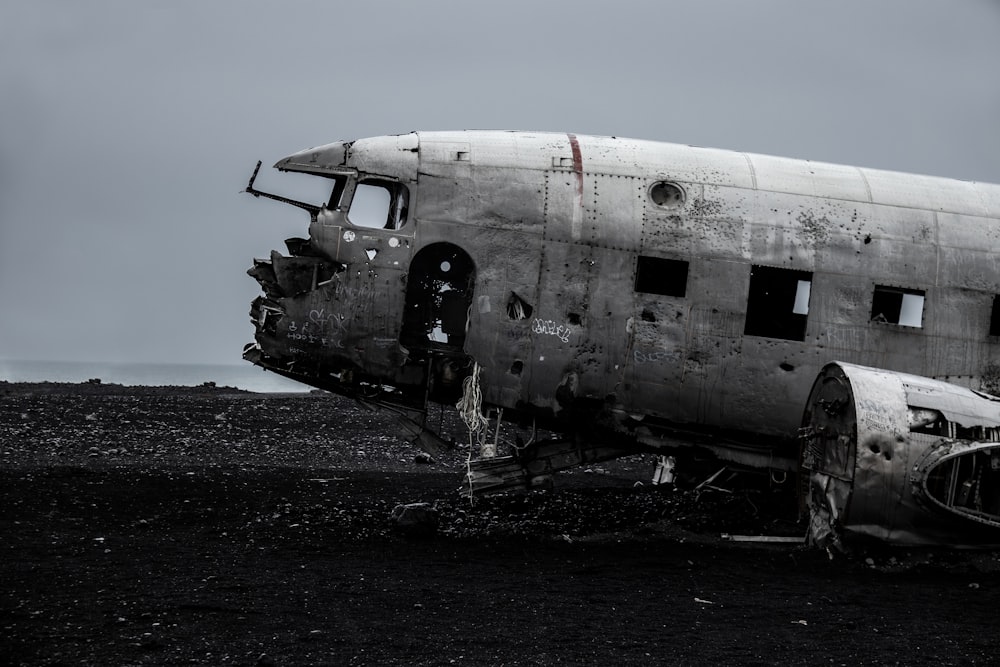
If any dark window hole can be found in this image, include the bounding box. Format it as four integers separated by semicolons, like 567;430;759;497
744;265;812;341
990;295;1000;336
635;256;689;297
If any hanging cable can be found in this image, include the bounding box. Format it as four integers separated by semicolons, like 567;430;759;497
456;362;486;433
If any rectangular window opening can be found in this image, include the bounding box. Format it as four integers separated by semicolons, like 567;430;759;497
744;265;813;341
634;256;689;298
990;296;1000;336
871;285;925;328
347;179;409;230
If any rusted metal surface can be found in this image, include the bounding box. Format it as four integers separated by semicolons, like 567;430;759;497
243;130;1000;543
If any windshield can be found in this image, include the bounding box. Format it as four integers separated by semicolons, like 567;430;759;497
347;178;409;230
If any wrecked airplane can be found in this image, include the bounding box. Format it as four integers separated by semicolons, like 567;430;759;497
243;130;1000;546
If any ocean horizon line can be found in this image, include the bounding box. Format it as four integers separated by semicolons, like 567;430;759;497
0;359;310;393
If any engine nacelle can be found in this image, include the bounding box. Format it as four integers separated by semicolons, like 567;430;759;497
801;362;1000;548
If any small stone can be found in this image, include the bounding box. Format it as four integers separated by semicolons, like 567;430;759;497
391;503;439;537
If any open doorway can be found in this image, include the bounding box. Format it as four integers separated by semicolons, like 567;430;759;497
400;243;476;354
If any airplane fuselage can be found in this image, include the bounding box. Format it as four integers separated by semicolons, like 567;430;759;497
245;131;1000;471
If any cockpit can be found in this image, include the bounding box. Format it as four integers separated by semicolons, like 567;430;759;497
246;166;410;231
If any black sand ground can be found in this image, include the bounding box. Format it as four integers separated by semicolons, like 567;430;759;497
2;382;999;665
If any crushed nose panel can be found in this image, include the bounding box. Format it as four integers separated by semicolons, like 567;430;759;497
249;296;283;335
801;362;1000;548
245;242;418;401
248;260;282;299
269;250;341;297
249;253;342;312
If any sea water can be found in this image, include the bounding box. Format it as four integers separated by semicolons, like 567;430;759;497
0;359;310;393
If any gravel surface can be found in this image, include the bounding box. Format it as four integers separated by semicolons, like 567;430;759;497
3;381;1000;665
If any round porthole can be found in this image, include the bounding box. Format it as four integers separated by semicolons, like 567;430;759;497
649;181;685;207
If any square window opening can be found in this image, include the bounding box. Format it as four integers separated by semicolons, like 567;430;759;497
871;285;924;328
635;256;689;297
744;265;812;341
347;179;409;230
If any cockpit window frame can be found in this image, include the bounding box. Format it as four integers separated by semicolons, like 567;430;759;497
344;177;410;231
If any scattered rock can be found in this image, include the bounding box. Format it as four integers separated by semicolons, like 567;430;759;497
391;503;439;537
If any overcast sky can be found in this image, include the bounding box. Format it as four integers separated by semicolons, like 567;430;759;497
2;0;999;365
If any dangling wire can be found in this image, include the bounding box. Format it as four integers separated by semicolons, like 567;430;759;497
457;362;485;501
456;362;508;501
456;362;487;434
509;298;526;321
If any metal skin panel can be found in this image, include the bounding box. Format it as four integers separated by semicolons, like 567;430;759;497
749;154;870;203
467;165;547;235
901;375;1000;428
976;186;1000;218
863;168;990;217
642;182;754;261
412;138;471;225
527;240;592;413
245;130;1000;543
836;364;912;544
588;174;644;251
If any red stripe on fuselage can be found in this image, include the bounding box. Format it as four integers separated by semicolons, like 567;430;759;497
567;133;584;198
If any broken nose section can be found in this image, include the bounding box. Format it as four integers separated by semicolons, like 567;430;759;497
244;235;420;410
244;237;355;386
